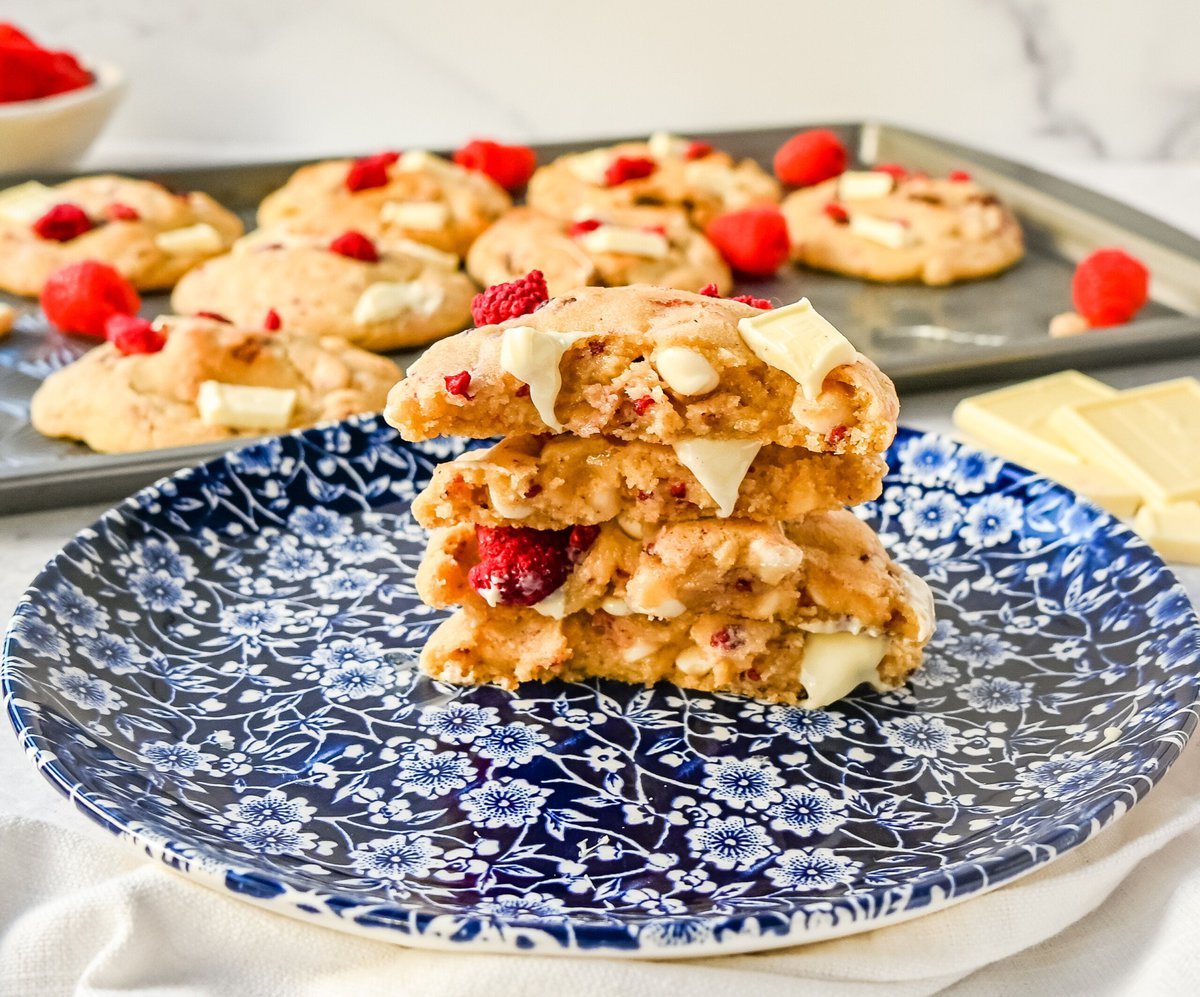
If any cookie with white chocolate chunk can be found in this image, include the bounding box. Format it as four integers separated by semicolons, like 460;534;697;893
30;315;400;453
466;206;732;296
781;167;1023;285
386;283;898;454
171;228;476;352
0;175;243;295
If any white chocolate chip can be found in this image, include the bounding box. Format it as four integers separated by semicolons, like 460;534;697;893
653;347;719;396
487;485;532;520
0;181;59;223
837;170;895;201
737;298;858;402
388;238;460;270
675;646;714;677
616;514;645;540
380;201;450;231
648;131;688;160
498;326;590;433
672;438;761;518
476;584;503;607
531;587;568;619
601;596;631;616
1049;311;1091;338
395;150;462;178
622;638;660;663
629;597;687;620
746;535;804;585
577;224;669;259
566;150;615;186
353;281;444;325
197;381;296;431
155;223;224;256
848;214;914;249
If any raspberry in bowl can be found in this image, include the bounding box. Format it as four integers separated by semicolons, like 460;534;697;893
0;22;125;172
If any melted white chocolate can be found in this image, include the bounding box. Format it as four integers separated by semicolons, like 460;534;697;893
653;347;720;395
671;438;762;518
499;326;590;433
798;632;889;709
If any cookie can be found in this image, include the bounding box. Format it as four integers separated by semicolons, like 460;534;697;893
465;206;732;296
0;175;243;295
30;315;401;453
782;170;1024;285
386;285;898;455
527;135;781;229
171;230;477;352
413;435;886;531
256;150;510;257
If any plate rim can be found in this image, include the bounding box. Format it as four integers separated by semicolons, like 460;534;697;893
4;417;1198;958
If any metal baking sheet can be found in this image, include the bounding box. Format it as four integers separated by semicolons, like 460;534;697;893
2;121;1199;514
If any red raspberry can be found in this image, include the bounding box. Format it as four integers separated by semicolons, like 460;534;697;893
105;202;140;222
711;626;746;651
444;371;473;398
773;129;848;187
604;156;657;186
1072;249;1149;327
948;169;972;182
828;424;848;445
471;270;549;326
105;314;165;356
328;230;380;263
705;207;790;277
263;308;282;331
698;283;720;297
453;138;537;191
683;140;714;161
566;524;600;564
32;203;92;242
195;311;231;323
633;396;655;415
568;218;602;237
669;481;688;499
824;201;850;224
345;151;400;192
729;294;773;310
40;261;140;337
0;31;91;102
873;163;907;181
469;525;575;606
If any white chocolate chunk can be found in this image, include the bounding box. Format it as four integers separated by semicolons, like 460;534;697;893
577;224;669;259
486;485;532;520
798;632;889;709
616;514;645;540
837;170;895;201
675;646;714;677
380;200;450;231
627;596;687;620
197;381;296;431
155;223;224;256
1134;501;1200;565
388;237;460;270
653;347;719;395
601;596;632;617
0;181;59;223
848;214;914;249
648;131;688;160
672;438;762;518
395;150;462;178
499;326;590;433
746;534;804;585
737;298;857;401
353;281;444;324
567;150;615;186
531;588;568;619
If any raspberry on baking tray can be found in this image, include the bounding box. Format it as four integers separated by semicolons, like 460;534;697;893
453;138;537;192
705;207;790;277
105;314;165;356
40;261;140;337
471;270;549;326
1071;248;1150;327
604;155;657;187
468;524;598;606
773;129;848;187
328;229;380;262
32;203;93;242
344;151;400;193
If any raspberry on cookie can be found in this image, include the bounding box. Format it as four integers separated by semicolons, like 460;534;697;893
466;206;733;296
257;150;511;258
30;314;402;453
171;229;478;352
0;175;243;296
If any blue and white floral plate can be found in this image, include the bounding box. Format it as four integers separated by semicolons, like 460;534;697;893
4;418;1199;957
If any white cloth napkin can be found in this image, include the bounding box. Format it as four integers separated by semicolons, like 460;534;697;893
1;741;1198;997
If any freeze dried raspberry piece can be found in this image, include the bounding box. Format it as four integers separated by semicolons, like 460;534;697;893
469;525;575;606
705;207;790;277
823;201;850;224
195;311;231;323
773;129;848;187
40;261;140;337
632;396;655;415
105;202;140;222
947;169;972;182
1072;248;1149;327
444;371;473;397
873;163;907;181
328;230;380;263
344;151;400;192
697;284;772;309
32;203;92;242
105;314;165;355
263;308;282;331
710;626;746;651
471;270;549;326
453;138;537;191
568;218;602;237
683;140;714;160
604;156;657;186
566;524;600;564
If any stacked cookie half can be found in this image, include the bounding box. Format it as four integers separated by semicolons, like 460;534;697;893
385;279;934;706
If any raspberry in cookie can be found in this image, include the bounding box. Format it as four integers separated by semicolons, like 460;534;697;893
32;203;93;242
105;314;165;355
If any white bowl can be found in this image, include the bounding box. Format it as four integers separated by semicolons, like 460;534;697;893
0;62;125;175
